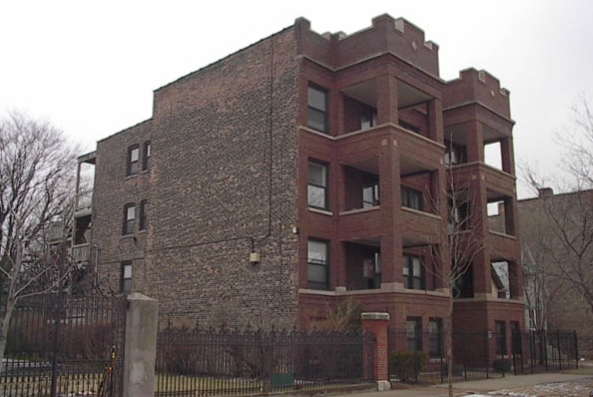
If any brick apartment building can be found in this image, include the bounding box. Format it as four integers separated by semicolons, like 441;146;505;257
73;14;524;337
509;188;593;335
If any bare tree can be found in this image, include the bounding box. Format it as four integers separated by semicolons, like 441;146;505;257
0;111;78;361
426;169;485;397
523;95;593;334
558;94;593;190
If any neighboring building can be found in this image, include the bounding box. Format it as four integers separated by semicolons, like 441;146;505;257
73;15;524;336
511;188;593;334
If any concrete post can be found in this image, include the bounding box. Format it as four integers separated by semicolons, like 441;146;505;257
361;312;390;391
123;293;158;397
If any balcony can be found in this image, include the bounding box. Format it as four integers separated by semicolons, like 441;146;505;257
450;163;515;198
71;244;91;267
75;190;93;217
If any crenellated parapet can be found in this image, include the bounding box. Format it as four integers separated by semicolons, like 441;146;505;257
443;68;512;119
295;14;440;76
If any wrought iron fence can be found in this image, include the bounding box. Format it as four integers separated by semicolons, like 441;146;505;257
388;329;578;384
512;330;579;374
155;325;375;396
0;293;126;397
576;334;593;360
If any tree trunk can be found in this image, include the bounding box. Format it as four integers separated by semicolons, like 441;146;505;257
447;294;454;397
0;297;16;365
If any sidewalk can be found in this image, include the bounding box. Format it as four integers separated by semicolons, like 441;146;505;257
333;365;593;397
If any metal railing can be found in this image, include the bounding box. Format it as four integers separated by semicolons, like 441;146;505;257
0;293;126;396
387;329;578;384
155;325;374;396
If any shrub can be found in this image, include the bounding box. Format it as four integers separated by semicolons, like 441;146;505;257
311;297;363;332
389;351;427;382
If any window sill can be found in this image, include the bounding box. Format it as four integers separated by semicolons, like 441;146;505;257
489;230;516;239
340;206;380;216
308;207;333;216
402;288;448;297
401;206;441;220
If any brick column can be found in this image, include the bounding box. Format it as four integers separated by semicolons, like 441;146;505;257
362;312;390;391
123;293;159;397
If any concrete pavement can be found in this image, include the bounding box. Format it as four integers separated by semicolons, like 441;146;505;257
331;365;593;397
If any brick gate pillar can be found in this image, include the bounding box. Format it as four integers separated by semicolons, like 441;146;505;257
361;312;390;391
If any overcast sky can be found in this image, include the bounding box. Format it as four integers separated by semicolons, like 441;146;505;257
1;0;592;198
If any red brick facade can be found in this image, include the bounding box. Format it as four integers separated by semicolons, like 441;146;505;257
76;15;524;340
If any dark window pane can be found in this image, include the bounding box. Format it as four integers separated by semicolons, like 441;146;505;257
139;200;148;230
308;86;327;132
308;87;326;111
123;204;135;235
128;146;139;175
308;108;326;131
308;162;326;186
121;262;132;293
143;142;151;171
402;187;423;211
308;239;328;290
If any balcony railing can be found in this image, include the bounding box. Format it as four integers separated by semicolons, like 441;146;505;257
71;244;91;264
48;222;64;243
75;190;93;211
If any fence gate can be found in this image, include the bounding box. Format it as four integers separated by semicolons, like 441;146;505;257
0;292;127;397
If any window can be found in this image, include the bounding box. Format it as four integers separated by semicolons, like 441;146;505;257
453;263;473;298
308;161;328;209
121;261;132;294
363;251;381;289
361;106;377;130
399;119;420;133
429;318;443;357
448;193;470;231
401;187;423;211
444;141;466;166
403;254;424;290
363;178;380;208
510;321;522;354
308;239;329;290
495;321;507;355
143;141;151;171
123;204;135;235
406;317;422;352
127;145;139;176
308;85;328;132
139;200;148;231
